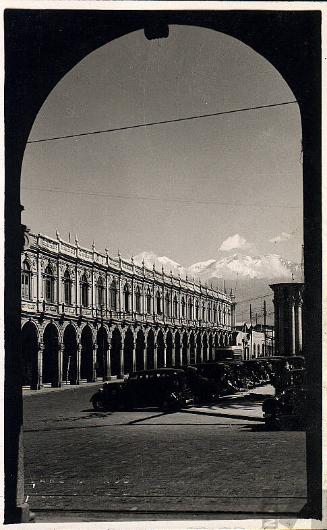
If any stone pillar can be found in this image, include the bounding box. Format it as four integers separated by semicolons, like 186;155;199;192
104;335;112;381
171;341;176;367
199;338;204;362
37;342;44;389
273;300;279;355
132;341;136;372
291;300;296;355
163;340;167;367
154;343;158;369
297;302;303;353
278;301;285;355
119;331;124;379
76;343;82;384
186;340;190;365
55;343;63;388
92;342;97;382
144;340;148;371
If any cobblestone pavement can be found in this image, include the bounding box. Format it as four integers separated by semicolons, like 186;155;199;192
23;384;307;522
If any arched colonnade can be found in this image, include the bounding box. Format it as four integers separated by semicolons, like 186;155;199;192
21;318;233;389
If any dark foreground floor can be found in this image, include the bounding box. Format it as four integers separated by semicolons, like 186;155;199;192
23;384;307;522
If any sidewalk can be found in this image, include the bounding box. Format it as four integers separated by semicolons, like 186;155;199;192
22;378;124;397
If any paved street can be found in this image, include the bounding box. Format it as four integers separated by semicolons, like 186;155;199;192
23;384;307;522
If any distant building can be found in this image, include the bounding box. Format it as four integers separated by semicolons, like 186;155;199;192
270;282;304;356
234;323;275;360
21;230;234;389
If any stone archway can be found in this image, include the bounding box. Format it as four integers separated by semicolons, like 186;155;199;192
80;325;94;382
174;330;181;366
203;333;208;361
5;12;321;523
96;326;108;380
146;329;155;370
21;321;39;389
63;324;78;384
124;327;134;374
43;323;59;387
157;329;165;368
111;327;122;376
189;331;196;365
135;328;145;371
182;331;188;366
166;330;173;367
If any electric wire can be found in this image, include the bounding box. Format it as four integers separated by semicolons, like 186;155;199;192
26;100;298;144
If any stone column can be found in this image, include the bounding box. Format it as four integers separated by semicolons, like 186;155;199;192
273;300;279;355
186;340;190;365
76;343;82;384
199;337;204;362
37;342;44;389
278;301;285;355
55;343;63;388
143;339;148;371
163;340;167;367
92;342;97;382
297;302;303;353
171;340;176;367
132;341;136;372
291;299;296;355
154;343;158;369
119;331;124;379
104;334;112;381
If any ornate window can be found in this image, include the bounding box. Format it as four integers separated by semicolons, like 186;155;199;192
81;273;89;307
96;276;105;307
213;304;217;322
110;280;117;310
165;292;170;316
156;291;161;314
218;305;222;323
44;264;55;303
181;297;186;318
64;269;72;305
253;344;256;357
207;302;211;322
124;283;130;312
195;299;199;320
202;302;205;321
21;260;31;300
146;288;152;313
188;297;193;319
173;294;178;318
135;286;141;313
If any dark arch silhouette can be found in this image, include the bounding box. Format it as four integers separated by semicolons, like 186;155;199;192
42;323;59;387
202;333;208;361
189;331;196;365
174;330;181;366
63;324;78;384
124;328;134;374
208;333;213;361
111;328;122;376
4;12;322;522
182;331;188;366
157;329;165;368
21;321;38;389
135;329;145;371
166;330;173;367
146;329;155;370
80;325;93;381
196;333;202;363
96;326;108;380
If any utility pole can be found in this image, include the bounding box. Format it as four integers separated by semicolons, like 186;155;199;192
263;300;267;356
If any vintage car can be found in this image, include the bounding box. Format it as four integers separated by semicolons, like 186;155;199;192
90;368;193;411
262;368;306;430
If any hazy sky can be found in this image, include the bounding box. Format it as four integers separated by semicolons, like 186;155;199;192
21;25;303;265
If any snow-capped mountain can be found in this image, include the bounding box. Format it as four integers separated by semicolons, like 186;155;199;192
134;251;301;283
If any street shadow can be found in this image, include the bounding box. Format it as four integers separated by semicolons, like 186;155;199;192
181;408;265;423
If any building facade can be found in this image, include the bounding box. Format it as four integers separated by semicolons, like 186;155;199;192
270;282;304;356
234;324;274;360
21;231;235;389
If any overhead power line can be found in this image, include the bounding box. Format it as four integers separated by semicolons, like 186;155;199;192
21;186;301;209
26;100;298;145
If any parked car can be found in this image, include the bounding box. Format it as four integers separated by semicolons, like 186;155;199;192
90;368;193;411
262;369;306;430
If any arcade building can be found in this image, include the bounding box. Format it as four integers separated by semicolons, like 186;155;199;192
21;231;235;389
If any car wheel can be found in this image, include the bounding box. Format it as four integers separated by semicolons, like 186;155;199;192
93;399;105;411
